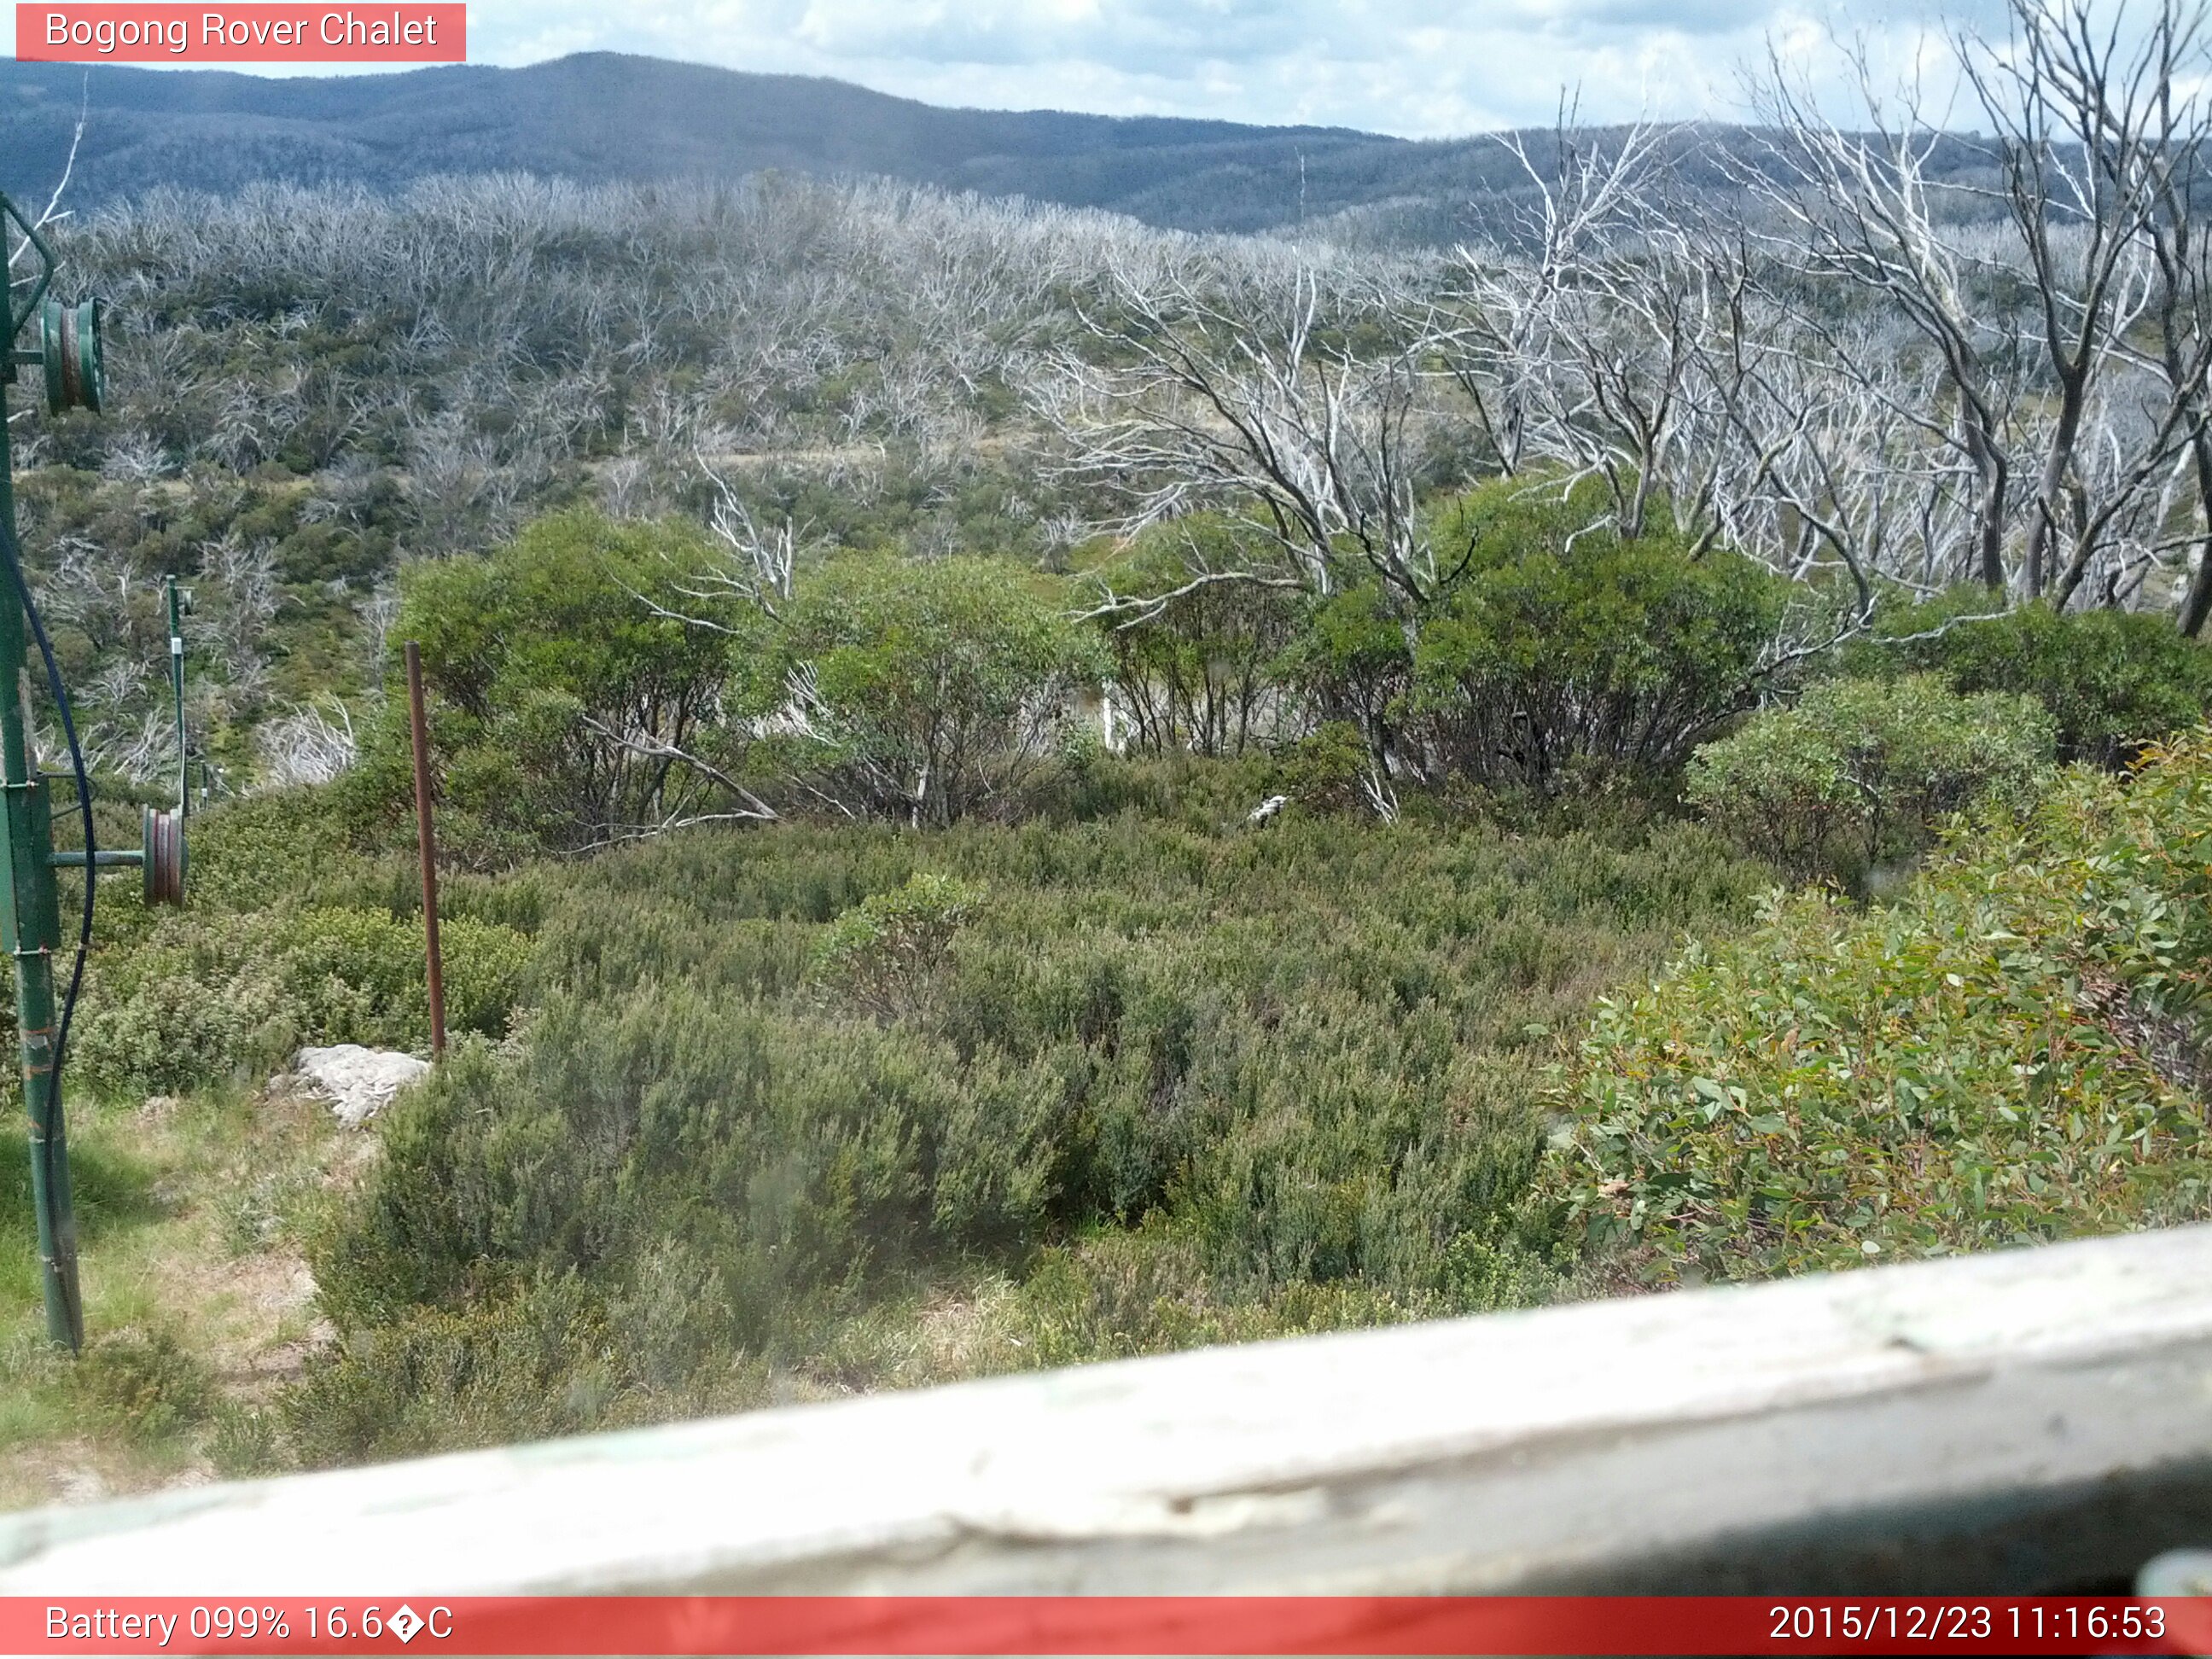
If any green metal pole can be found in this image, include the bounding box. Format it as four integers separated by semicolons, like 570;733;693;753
0;351;80;1353
166;576;187;817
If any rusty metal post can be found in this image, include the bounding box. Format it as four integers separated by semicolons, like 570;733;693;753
404;642;446;1058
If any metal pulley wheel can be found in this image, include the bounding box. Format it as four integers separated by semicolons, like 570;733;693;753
39;297;102;416
142;806;184;906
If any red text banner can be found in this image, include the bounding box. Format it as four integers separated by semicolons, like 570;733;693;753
15;5;465;62
5;1597;2212;1656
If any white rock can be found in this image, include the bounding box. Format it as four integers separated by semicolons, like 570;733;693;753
294;1045;432;1128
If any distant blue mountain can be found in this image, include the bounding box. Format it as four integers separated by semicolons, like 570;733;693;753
0;53;2005;244
0;53;1421;233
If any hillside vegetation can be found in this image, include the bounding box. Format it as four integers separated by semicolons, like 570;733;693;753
15;0;2212;1499
1550;733;2212;1284
20;676;2212;1485
0;764;1767;1481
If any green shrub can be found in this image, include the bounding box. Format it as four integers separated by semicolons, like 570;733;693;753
1091;516;1304;756
391;509;761;855
1270;721;1374;815
298;806;1766;1458
1686;674;2054;890
1411;477;1787;799
78;1325;214;1441
310;988;1031;1349
768;555;1107;824
74;904;530;1096
811;873;983;1021
994;1220;1427;1370
1272;584;1413;782
1866;600;2212;769
161;789;373;915
73;912;296;1096
1540;730;2212;1285
280;907;532;1047
285;1272;643;1466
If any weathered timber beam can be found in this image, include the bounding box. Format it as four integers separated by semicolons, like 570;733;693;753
9;1225;2212;1594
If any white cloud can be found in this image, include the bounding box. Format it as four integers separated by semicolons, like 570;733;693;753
0;0;2028;132
446;0;1984;135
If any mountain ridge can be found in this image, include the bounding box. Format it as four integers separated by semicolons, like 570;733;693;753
0;52;2004;243
0;52;1433;235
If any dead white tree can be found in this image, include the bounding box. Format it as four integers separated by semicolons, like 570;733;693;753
1994;0;2212;629
1744;39;2028;593
6;76;86;449
1036;253;1453;620
1960;0;2212;606
1735;4;2212;620
1448;117;1685;526
257;700;358;789
621;461;800;626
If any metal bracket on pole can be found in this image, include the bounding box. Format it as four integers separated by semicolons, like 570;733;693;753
0;190;132;1353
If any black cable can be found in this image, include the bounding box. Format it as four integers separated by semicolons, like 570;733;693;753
0;510;95;1343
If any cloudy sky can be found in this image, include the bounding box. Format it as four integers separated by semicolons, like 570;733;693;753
435;1;1977;137
1;1;2004;136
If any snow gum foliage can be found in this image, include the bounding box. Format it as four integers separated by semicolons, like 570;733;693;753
373;515;1106;851
387;509;757;856
1687;675;2055;891
810;873;987;1022
1542;732;2212;1286
1863;601;2212;771
1410;480;1787;796
768;556;1109;825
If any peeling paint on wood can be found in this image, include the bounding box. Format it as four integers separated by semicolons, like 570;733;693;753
8;1225;2212;1593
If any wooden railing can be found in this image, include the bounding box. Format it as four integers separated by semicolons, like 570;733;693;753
7;1224;2212;1594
